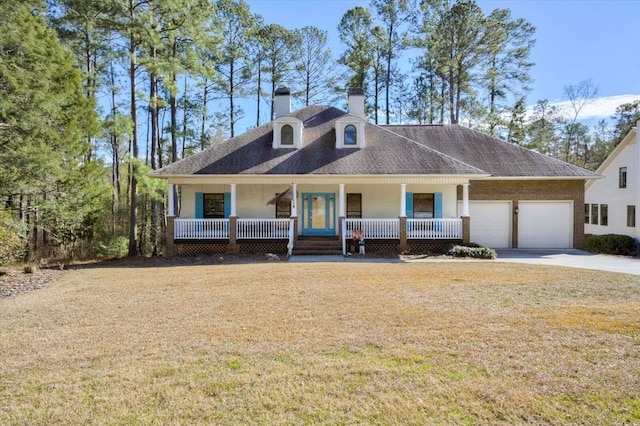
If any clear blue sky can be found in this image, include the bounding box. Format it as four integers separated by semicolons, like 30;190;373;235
242;0;640;128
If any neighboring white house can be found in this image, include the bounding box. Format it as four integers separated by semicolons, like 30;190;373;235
152;88;600;256
585;122;639;242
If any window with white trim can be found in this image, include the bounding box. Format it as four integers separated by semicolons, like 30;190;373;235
600;204;608;226
628;205;636;228
584;203;589;224
619;167;627;188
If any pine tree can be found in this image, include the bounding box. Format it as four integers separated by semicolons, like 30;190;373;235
292;26;337;107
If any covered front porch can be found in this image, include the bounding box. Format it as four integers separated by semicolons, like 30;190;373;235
164;177;473;256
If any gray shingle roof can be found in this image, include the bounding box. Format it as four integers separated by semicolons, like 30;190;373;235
153;105;599;179
154;105;485;176
382;124;600;178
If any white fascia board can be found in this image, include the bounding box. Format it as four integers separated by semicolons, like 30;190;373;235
481;175;602;181
160;174;488;185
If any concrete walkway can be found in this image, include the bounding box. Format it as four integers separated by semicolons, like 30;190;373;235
288;249;640;275
494;249;640;276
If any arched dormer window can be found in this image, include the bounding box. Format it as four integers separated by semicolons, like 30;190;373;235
344;124;357;145
281;124;294;145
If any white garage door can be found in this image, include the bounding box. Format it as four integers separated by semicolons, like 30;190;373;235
461;201;512;248
518;201;573;248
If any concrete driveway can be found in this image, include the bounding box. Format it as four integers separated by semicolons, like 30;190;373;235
495;249;640;275
289;249;640;275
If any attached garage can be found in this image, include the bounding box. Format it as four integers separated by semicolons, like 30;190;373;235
462;201;512;248
518;201;573;248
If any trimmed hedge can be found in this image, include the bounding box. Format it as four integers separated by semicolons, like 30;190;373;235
584;234;636;256
451;244;497;259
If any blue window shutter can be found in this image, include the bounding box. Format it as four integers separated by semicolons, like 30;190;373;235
405;192;413;218
224;192;231;218
434;192;443;218
195;192;204;218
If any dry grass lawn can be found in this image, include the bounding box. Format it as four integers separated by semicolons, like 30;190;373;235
1;260;639;425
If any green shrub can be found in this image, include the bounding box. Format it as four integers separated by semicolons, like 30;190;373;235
451;245;497;259
0;210;26;266
95;235;129;260
584;234;636;256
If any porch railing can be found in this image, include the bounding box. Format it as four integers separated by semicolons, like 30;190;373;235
236;218;291;239
344;218;400;239
342;218;462;240
407;218;462;239
174;218;229;239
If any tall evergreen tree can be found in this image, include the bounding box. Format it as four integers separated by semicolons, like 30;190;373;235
371;0;413;124
260;24;297;121
338;6;374;90
292;26;337;107
1;0;102;259
214;0;255;136
611;100;640;146
483;8;535;136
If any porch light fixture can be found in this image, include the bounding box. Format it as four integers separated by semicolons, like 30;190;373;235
514;207;519;214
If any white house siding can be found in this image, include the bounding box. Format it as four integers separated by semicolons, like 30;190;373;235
180;184;228;218
585;135;639;240
178;183;459;221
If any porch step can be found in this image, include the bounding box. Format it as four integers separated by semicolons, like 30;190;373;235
291;236;342;256
291;249;343;256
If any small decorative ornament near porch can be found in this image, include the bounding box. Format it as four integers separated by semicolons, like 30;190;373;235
352;230;364;255
265;253;280;261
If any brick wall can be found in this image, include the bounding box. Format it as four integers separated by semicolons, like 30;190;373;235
458;180;586;249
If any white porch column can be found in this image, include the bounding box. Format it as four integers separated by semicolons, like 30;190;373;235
400;183;407;217
167;183;175;216
230;183;237;216
462;183;470;216
291;183;298;217
338;184;345;217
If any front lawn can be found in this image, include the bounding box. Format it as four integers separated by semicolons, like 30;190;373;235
1;261;639;424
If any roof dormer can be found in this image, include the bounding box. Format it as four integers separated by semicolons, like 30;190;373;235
273;117;303;149
335;88;366;149
335;118;366;149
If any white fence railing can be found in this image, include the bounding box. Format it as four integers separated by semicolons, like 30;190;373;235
406;218;462;239
236;219;291;239
344;219;400;239
175;218;230;239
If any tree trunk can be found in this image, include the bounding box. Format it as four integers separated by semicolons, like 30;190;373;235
200;79;208;151
182;75;188;159
128;30;139;257
256;56;262;127
385;45;391;125
149;46;159;257
229;58;235;137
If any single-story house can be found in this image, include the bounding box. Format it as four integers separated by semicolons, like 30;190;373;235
152;88;599;256
585;122;638;242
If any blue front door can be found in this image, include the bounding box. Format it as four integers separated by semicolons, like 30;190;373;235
302;193;336;235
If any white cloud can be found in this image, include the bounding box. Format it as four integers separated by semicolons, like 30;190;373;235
529;94;640;121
